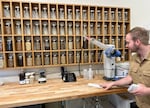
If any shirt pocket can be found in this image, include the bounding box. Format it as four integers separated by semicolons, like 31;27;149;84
143;71;150;86
129;68;139;83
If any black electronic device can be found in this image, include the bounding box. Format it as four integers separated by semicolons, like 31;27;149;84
63;72;77;82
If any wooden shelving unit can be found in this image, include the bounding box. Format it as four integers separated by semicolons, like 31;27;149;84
0;0;130;69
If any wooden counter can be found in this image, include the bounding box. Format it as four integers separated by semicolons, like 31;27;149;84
0;76;127;108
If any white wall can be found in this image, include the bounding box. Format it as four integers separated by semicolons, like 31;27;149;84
0;0;150;81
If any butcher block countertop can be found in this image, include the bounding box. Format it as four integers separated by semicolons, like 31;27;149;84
0;76;127;108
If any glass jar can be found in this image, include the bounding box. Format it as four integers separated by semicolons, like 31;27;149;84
25;39;31;51
104;24;108;35
52;37;57;50
35;54;41;66
15;22;21;34
67;9;72;19
90;52;95;62
18;55;23;66
35;39;40;50
8;55;14;67
118;25;121;34
3;5;10;17
0;56;4;68
5;22;11;34
124;12;128;21
68;53;73;64
26;55;32;66
42;7;48;18
52;53;58;65
118;11;122;21
0;39;3;51
83;23;87;35
15;6;20;18
118;37;121;48
111;38;115;45
59;8;64;19
68;38;73;49
16;39;22;51
42;23;48;35
111;11;115;20
44;54;50;65
61;53;66;64
111;25;115;34
44;39;50;50
60;38;65;49
51;7;56;19
24;6;29;18
83;38;88;49
6;39;13;51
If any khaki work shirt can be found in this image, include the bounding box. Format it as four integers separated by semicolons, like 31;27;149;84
129;52;150;108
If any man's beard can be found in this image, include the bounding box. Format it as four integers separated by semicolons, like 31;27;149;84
130;43;139;53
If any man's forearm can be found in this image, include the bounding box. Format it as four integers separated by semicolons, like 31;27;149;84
113;75;132;86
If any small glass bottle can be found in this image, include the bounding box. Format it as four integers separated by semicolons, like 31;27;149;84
76;38;81;49
6;39;13;51
15;6;20;18
67;8;72;19
68;37;73;49
75;9;80;20
25;39;31;51
118;11;122;21
68;52;73;64
15;22;21;34
35;39;41;50
104;24;108;35
111;24;115;34
97;10;101;20
97;23;101;35
90;9;95;20
82;9;87;20
18;55;23;66
76;52;80;63
51;7;56;19
25;23;30;35
24;6;29;18
32;7;39;18
42;23;48;35
83;38;88;49
52;37;57;50
26;55;32;66
111;11;115;20
34;23;40;35
75;23;80;35
44;39;50;50
124;11;128;21
35;54;41;66
16;39;22;51
90;23;94;35
3;5;10;17
84;52;88;63
44;54;50;65
118;24;121;34
61;53;66;64
60;38;65;49
59;8;64;19
52;53;58;65
59;22;65;35
8;55;14;67
0;56;4;68
51;22;57;35
5;22;11;34
42;7;48;18
68;23;73;35
83;23;87;35
0;39;3;51
104;11;108;20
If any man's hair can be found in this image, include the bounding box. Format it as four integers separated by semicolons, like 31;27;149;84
128;27;149;45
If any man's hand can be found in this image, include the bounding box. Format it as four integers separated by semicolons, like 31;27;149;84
130;84;150;96
100;82;115;90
